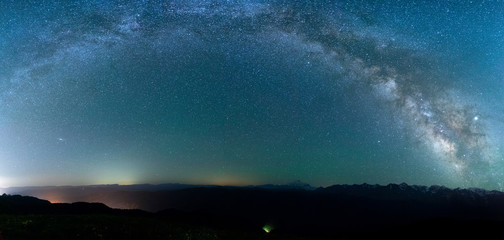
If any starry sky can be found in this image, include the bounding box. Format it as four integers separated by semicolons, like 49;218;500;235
1;0;503;190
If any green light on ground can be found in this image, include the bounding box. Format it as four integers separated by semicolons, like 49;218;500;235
262;225;273;233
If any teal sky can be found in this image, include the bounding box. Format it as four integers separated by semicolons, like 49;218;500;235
1;0;503;190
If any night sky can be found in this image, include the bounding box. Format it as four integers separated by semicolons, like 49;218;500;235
1;0;503;190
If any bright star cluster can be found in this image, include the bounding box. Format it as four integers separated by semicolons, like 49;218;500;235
0;1;503;190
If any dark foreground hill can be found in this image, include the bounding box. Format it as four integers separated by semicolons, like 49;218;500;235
1;183;504;239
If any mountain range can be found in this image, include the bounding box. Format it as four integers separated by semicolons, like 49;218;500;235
2;182;503;212
1;182;504;239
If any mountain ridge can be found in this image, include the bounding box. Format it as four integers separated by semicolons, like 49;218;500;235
4;181;501;193
2;182;504;212
2;183;504;239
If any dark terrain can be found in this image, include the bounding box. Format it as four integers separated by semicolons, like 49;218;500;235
1;183;504;239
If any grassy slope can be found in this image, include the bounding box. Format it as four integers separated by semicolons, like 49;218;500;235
0;214;326;240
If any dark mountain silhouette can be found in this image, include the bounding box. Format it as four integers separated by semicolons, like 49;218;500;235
0;193;146;216
2;182;314;210
2;183;504;239
0;194;52;214
4;182;504;213
1;184;207;209
252;180;316;190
